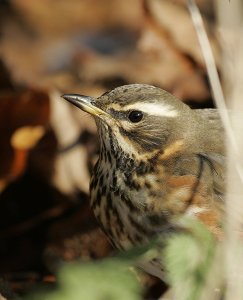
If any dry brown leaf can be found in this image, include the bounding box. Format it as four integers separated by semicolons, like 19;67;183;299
50;90;96;194
11;0;143;34
146;0;219;66
77;46;209;101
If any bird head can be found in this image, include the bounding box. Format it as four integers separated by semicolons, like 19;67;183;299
62;84;200;159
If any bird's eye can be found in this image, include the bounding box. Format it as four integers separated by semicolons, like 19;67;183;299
128;110;143;123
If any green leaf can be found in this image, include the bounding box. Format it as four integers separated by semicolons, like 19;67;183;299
163;218;217;300
27;259;142;300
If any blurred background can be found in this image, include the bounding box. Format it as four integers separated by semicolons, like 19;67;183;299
0;0;219;298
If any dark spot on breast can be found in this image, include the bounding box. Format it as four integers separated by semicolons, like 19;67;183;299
149;191;158;197
123;173;140;190
111;207;125;234
106;193;113;209
107;151;112;163
136;161;146;175
99;173;104;186
120;193;139;213
145;181;151;189
105;207;111;230
104;151;108;163
100;150;104;161
129;217;152;236
131;181;140;190
114;189;120;196
101;184;107;196
112;175;117;188
124;171;131;181
91;176;98;189
116;156;121;168
95;187;102;206
136;160;154;175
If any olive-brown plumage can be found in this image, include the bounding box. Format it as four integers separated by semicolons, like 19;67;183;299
62;84;225;279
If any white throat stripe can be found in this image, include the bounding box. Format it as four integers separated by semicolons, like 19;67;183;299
125;103;178;117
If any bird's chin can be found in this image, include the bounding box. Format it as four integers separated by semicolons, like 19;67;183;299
95;117;108;130
95;114;119;131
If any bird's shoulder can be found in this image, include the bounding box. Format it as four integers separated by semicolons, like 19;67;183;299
195;108;223;130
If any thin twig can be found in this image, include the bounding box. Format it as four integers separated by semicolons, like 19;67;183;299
188;1;243;300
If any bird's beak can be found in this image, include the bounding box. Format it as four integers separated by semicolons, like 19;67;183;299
61;94;108;117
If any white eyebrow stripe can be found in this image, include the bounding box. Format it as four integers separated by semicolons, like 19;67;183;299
124;103;178;117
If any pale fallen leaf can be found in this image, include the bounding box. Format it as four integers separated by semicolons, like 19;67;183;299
50;90;93;194
11;126;45;150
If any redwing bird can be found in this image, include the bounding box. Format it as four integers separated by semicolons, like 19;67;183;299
62;84;225;279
